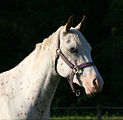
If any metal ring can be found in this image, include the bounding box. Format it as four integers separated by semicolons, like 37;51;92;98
75;89;80;97
72;66;79;74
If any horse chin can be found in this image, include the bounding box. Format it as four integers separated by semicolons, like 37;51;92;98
84;89;93;95
84;86;100;95
73;83;94;95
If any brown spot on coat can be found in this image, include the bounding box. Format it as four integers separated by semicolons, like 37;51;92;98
61;63;63;65
32;97;34;100
1;83;4;85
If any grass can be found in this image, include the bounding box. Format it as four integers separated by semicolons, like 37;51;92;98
51;116;96;120
50;116;123;120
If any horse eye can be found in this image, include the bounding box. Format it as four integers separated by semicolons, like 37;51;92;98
69;47;77;53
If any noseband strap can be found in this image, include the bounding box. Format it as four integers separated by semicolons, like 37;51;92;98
55;36;95;96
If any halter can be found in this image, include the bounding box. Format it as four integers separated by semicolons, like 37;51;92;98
55;33;95;97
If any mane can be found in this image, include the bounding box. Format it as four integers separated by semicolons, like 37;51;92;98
40;26;64;50
34;31;56;59
42;33;54;50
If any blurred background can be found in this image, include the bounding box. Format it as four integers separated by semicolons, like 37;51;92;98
0;0;123;119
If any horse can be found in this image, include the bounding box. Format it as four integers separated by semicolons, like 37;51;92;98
0;16;104;120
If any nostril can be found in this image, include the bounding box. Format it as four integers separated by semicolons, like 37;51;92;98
93;79;98;87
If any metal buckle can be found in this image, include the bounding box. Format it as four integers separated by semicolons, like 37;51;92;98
56;49;61;55
72;66;79;74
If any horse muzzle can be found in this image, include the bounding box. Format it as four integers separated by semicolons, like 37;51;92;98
83;76;104;95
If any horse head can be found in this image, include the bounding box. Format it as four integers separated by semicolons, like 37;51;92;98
55;16;104;95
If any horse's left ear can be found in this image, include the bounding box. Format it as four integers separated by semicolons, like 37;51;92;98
65;15;73;32
75;15;86;32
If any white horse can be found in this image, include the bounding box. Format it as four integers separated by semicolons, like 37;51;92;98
0;16;104;120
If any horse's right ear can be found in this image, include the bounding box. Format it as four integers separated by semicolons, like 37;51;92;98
65;15;73;32
75;15;86;32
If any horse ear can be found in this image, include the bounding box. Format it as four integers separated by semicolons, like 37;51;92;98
75;15;86;32
65;15;73;32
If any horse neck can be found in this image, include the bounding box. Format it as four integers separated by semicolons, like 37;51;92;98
19;36;60;105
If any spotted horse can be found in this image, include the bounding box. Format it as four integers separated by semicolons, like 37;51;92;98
0;16;104;120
